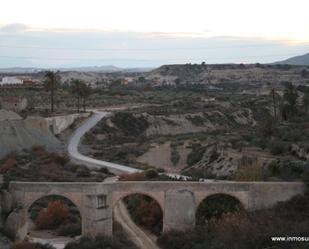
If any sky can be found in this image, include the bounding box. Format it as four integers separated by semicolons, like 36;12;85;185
0;0;309;68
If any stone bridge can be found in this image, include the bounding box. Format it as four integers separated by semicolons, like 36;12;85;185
8;181;304;240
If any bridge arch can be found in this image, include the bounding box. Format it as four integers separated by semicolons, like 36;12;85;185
195;191;249;211
25;194;83;236
112;191;165;212
18;190;87;239
112;191;164;235
26;193;82;213
195;193;244;226
25;193;83;237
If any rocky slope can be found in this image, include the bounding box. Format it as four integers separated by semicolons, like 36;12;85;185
0;110;61;158
143;109;256;136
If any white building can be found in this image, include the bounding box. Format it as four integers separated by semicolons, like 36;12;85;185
0;77;24;85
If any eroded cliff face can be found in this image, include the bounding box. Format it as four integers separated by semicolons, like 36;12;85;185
141;109;256;137
25;113;90;135
0;110;89;159
0;119;62;158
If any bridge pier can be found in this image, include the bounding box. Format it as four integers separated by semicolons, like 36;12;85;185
163;189;196;231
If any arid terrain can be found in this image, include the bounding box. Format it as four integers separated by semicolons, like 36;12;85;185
1;63;309;249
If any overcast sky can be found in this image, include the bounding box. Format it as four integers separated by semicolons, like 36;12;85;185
1;0;309;68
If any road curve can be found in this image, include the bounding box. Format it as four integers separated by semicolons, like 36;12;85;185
68;111;195;180
68;111;140;175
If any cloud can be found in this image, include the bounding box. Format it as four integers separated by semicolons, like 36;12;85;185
0;23;308;68
0;23;30;33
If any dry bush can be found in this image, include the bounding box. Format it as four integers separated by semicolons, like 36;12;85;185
137;199;162;228
45;153;70;166
11;241;37;249
119;172;145;181
125;194;163;234
233;157;266;181
0;157;16;173
11;241;55;249
54;153;70;166
35;200;69;229
31;145;47;157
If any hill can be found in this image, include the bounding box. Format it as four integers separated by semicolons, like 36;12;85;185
145;63;308;86
275;53;309;65
0;65;153;74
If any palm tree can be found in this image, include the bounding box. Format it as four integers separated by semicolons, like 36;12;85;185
283;82;298;119
303;90;309;115
80;83;92;112
70;79;83;112
44;71;58;113
270;88;277;120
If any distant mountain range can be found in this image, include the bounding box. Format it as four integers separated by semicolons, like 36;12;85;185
0;65;154;74
1;52;309;74
275;53;309;65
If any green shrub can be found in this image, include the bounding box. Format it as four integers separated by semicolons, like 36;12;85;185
111;112;149;136
170;148;180;166
269;140;289;155
145;169;159;179
187;144;206;166
76;166;91;177
186;115;205;126
268;160;309;180
64;235;137;249
196;194;243;225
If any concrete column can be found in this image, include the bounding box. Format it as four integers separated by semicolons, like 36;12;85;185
163;189;196;231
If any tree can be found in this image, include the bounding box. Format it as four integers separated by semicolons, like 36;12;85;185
80;83;92;112
270;88;278;119
303;89;309;115
301;68;308;78
35;200;69;229
174;78;181;85
138;76;146;83
70;79;83;112
44;71;59;113
260;118;276;138
283;82;298;118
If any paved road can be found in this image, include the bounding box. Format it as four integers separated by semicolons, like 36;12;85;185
68;111;140;174
114;201;160;249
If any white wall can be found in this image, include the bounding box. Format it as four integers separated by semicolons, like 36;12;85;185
0;77;23;85
45;113;90;134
